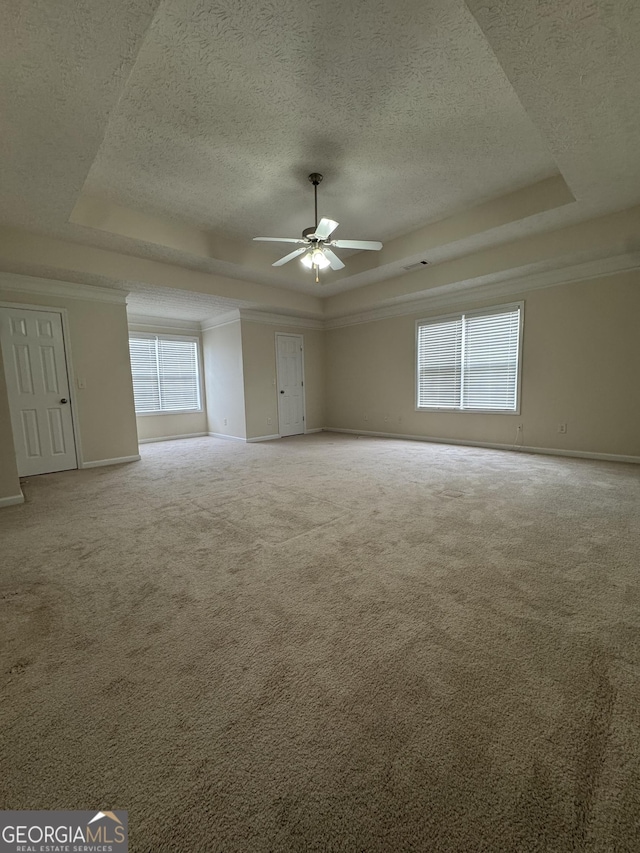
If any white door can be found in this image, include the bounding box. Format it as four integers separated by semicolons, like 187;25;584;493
0;307;77;476
276;334;305;437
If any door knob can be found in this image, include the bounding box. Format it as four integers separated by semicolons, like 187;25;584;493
280;390;284;394
60;398;68;404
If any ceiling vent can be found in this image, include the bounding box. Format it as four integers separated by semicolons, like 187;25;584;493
403;260;429;271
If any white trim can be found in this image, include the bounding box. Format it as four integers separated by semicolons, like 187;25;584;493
201;310;241;331
324;252;640;329
128;314;201;332
325;428;640;464
304;428;323;434
130;331;200;341
0;492;25;508
2;252;636;331
247;434;281;442
240;309;324;329
208;432;246;442
136;408;204;417
201;309;324;332
80;455;141;468
0;272;128;304
138;432;207;444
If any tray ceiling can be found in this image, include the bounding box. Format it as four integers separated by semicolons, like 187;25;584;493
1;0;640;318
83;0;556;243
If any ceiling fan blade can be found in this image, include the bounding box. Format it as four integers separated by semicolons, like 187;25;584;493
254;237;306;244
272;247;307;267
312;218;339;240
322;248;345;271
330;239;383;251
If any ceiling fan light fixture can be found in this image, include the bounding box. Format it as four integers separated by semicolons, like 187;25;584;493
301;248;330;269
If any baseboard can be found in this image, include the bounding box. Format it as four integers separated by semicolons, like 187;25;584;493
0;492;24;508
210;431;319;442
80;455;141;469
304;428;324;434
325;428;640;465
138;432;207;444
208;432;246;442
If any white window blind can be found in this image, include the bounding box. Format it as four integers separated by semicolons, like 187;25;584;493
417;305;521;412
417;317;462;409
129;335;201;414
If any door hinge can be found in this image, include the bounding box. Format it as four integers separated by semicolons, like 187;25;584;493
301;381;303;386
303;416;305;421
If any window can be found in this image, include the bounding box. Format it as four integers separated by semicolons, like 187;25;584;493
416;303;522;412
129;334;202;415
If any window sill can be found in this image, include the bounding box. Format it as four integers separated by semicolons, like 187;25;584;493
135;409;204;417
415;407;520;415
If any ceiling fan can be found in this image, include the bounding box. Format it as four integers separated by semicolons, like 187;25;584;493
253;173;383;282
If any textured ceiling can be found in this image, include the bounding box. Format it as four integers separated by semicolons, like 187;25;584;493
1;0;640;316
466;0;640;214
0;0;160;230
83;0;556;242
124;282;253;321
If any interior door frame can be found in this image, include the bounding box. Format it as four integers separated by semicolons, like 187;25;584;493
275;332;307;436
0;300;84;469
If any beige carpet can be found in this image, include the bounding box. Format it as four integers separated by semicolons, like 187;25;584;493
1;433;640;852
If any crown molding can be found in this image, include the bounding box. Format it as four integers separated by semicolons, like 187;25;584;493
127;313;200;332
324;251;640;329
201;308;323;331
201;309;241;330
238;309;324;329
5;252;635;331
0;272;128;304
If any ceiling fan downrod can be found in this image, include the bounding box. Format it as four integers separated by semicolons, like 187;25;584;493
306;173;324;281
308;172;323;232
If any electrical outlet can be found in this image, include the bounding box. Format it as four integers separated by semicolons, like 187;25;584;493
363;414;369;421
517;423;523;432
224;418;228;426
267;417;272;425
557;423;567;434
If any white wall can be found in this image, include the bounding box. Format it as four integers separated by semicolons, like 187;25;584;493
325;271;640;459
2;265;638;508
202;320;246;439
240;321;325;439
0;280;139;502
